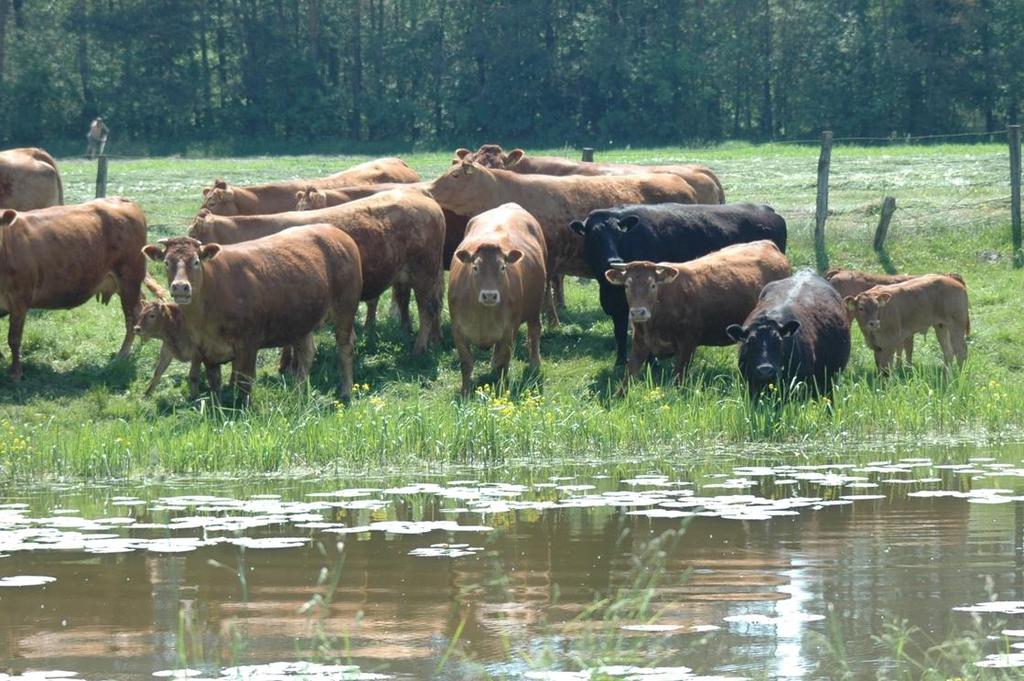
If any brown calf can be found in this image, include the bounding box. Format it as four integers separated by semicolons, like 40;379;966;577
844;274;969;374
454;145;725;204
0;147;64;210
200;157;420;215
448;203;548;396
604;240;791;388
143;225;362;401
189;187;444;352
0;198;148;380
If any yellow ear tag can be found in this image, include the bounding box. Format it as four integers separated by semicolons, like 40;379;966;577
465;166;475;175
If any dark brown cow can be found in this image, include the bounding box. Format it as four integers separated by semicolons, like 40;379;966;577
200;157;420;215
825;268;966;367
604;240;791;389
189;187;445;351
454;144;724;204
448;203;547;396
845;274;969;374
0;198;149;380
0;147;64;210
143;225;362;400
429;161;697;324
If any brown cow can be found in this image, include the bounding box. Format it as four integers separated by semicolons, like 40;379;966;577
143;225;362;400
0;198;149;380
428;161;697;324
825;268;966;367
0;147;64;210
604;240;791;388
454;144;724;204
189;187;445;351
200;157;420;215
448;203;547;396
844;274;969;374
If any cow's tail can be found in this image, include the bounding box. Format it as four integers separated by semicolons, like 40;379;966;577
56;169;65;205
144;275;169;302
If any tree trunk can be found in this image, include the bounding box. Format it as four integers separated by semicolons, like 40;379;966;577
215;0;229;108
349;0;363;140
307;0;320;70
759;0;773;138
0;0;9;85
75;0;96;120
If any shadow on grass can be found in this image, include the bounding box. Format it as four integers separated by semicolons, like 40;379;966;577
0;354;138;403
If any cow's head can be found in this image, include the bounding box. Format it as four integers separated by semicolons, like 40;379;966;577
187;209;216;242
201;179;238;215
296;186;326;211
845;291;890;331
603;261;677;324
454;244;523;307
570;211;640;275
133;300;180;341
727;318;801;384
143;236;221;306
429;161;494;216
452;145;525;170
0;209;17;248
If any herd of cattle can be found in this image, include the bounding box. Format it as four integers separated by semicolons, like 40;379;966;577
0;144;971;402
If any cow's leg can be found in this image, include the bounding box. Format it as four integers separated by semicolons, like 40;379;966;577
115;269;145;358
672;343;697;383
392;284;413;335
543;278;561;327
619;335;651;395
6;307;27;381
333;314;357;404
410;276;442;353
144;345;175;396
205;363;223;394
363;298;379;334
552;274;567;311
278;345;295;375
490;332;514;389
900;336;914;368
232;349;258;400
874;347;895;375
188;359;203;399
935;325;956;368
950;325;968;365
292;333;317;381
526;314;542;371
613;315;629;366
452;326;475;397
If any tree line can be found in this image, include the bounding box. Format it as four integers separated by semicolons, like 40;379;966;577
0;0;1021;155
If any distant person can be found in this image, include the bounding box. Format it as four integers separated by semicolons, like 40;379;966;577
86;117;109;159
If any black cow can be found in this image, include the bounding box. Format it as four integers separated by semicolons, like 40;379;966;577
570;203;787;364
725;269;850;398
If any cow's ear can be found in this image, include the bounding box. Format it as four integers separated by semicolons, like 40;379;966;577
295;191;305;201
142;245;166;262
221;188;234;200
202;187;212;198
505;149;525;167
726;324;747;342
877;292;891;307
618;215;640;232
214;179;228;189
604;269;626;286
0;209;17;227
455;249;473;264
780;320;801;337
655;266;678;284
505;249;523;265
570;220;588;236
200;243;221;261
844;296;857;312
454;148;471;160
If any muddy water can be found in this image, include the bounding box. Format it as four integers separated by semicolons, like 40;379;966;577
3;445;1024;680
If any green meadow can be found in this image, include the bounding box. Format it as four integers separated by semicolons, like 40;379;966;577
1;142;1021;479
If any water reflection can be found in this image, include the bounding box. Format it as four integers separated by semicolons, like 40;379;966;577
2;444;1024;679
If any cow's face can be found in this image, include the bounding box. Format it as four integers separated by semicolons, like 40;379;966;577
604;262;677;324
201;180;238;215
455;245;522;307
727;319;801;383
143;237;221;306
296;186;325;211
429;161;493;213
571;214;640;273
134;300;175;340
846;293;889;331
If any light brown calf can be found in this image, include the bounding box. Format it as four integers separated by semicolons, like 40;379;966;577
604;240;791;388
0;198;149;380
448;203;548;396
189;187;445;351
844;274;969;374
143;225;362;401
454;144;725;204
0;147;64;210
825;268;966;367
200;157;420;215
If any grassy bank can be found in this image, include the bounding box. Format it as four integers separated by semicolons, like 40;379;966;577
1;143;1021;478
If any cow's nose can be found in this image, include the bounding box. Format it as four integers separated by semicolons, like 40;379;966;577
133;325;142;334
755;364;777;380
868;320;881;329
629;307;650;323
479;290;500;306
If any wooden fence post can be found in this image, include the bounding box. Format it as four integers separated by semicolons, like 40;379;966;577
95;155;108;199
1010;124;1021;267
581;147;594;162
814;131;833;272
873;196;897;252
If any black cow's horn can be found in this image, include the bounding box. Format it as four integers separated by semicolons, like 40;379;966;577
609;262;628;270
157;238;170;245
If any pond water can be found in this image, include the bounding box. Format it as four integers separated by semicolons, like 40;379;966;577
3;443;1024;680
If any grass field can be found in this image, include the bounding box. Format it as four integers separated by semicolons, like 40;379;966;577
1;142;1021;479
